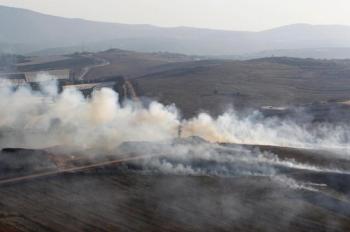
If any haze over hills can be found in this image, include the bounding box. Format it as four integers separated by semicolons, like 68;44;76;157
2;5;350;58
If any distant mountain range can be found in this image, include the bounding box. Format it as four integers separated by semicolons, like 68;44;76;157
2;5;350;58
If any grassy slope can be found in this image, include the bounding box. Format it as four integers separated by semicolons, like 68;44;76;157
135;57;350;117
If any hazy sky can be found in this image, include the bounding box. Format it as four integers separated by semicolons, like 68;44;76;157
0;0;349;31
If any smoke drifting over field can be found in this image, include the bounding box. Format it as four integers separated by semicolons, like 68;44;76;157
1;77;349;152
0;77;349;187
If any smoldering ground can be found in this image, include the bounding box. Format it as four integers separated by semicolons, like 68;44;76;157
0;77;350;231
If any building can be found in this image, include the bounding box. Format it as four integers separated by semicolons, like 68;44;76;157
25;69;71;83
0;73;27;86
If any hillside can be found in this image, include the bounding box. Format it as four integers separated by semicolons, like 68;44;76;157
2;6;350;58
83;49;199;80
4;50;350;119
134;57;350;117
242;47;350;60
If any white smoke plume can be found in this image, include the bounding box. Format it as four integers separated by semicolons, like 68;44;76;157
183;111;350;150
0;79;180;151
126;141;350;177
0;78;350;153
1;77;350;192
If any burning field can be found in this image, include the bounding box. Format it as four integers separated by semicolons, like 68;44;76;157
0;79;350;231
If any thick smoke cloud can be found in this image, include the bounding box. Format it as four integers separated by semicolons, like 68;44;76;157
1;76;349;192
0;77;349;153
183;111;350;150
0;77;180;151
121;140;349;191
